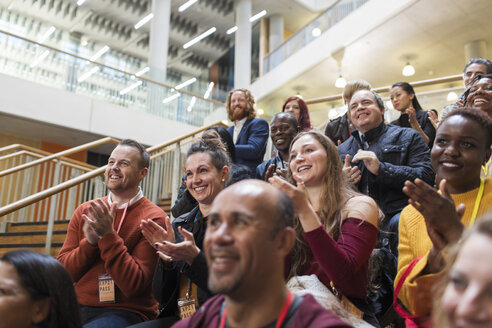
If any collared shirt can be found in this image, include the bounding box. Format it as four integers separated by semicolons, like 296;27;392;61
274;155;287;170
359;133;369;149
233;117;248;143
108;186;144;209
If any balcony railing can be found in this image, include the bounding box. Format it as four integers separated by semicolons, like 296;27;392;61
263;0;369;74
0;29;227;127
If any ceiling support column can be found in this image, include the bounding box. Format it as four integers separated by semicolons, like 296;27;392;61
149;0;171;83
234;0;252;88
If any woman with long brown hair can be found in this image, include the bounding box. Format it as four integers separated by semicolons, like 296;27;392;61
269;131;379;324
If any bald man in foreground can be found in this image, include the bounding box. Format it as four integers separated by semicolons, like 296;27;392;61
172;180;350;328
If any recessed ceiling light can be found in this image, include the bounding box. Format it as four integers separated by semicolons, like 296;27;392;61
120;80;142;95
90;45;110;61
183;28;216;49
179;0;198;12
162;93;180;104
134;13;154;30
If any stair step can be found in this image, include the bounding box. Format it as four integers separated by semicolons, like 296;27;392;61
5;220;70;233
0;243;63;257
0;231;67;244
158;198;172;213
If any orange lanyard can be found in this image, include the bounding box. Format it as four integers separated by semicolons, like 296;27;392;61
115;202;129;234
219;291;293;328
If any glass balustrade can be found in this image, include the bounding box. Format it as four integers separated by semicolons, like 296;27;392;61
264;0;369;74
0;29;227;127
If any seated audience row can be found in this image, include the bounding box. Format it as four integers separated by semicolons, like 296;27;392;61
50;57;492;328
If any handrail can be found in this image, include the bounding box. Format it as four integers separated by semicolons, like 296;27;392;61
0;121;229;217
0;137;119;178
147;121;229;153
0;29;225;107
0;166;106;217
0;143;25;154
0;149;97;171
305;74;463;105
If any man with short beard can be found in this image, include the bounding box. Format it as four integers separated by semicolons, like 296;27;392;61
58;139;166;327
172;180;351;328
226;89;269;173
255;112;299;180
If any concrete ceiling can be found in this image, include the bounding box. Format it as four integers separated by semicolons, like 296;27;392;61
257;0;492;113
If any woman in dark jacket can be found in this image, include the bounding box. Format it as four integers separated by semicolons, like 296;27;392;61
136;138;231;327
170;126;251;218
389;82;436;147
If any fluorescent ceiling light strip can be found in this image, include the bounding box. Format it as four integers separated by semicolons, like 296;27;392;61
226;26;238;35
204;81;214;99
90;45;110;61
249;10;266;22
227;10;267;35
175;77;197;90
183;27;216;49
162;93;181;104
134;13;154;29
120;80;142;95
78;66;99;82
190;96;196;107
179;0;198;12
7;1;15;10
135;66;150;76
38;26;56;43
77;0;87;6
30;50;50;68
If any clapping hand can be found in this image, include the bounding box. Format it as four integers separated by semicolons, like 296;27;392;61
155;227;200;265
141;215;175;247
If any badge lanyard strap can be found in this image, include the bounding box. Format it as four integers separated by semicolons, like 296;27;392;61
185;211;200;299
469;178;485;227
219;291;293;328
115;202;129;234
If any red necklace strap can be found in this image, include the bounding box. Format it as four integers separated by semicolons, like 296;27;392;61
219;291;294;328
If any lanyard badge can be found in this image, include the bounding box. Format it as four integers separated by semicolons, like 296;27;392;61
98;274;116;303
177;279;196;319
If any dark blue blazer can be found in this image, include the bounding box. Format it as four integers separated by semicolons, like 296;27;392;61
227;118;269;173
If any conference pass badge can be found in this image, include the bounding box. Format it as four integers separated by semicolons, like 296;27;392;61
99;274;116;303
177;297;196;319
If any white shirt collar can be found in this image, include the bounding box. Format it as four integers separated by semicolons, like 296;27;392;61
233;117;248;143
108;186;144;209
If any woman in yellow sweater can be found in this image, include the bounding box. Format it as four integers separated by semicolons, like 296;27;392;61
395;108;492;320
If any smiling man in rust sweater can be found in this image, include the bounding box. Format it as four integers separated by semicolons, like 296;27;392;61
58;139;166;327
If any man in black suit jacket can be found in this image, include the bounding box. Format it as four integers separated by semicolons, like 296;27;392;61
226;89;269;173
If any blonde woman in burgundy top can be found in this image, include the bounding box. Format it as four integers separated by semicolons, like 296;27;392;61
270;131;379;324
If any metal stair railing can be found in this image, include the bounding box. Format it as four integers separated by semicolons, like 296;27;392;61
0;139;118;223
0;121;228;254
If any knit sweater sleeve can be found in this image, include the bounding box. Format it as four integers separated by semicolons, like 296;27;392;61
57;202;100;282
395;205;444;316
304;218;378;298
98;202;166;299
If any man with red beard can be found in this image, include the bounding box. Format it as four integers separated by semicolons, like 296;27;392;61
226;89;269;173
58;139;166;327
172;180;351;327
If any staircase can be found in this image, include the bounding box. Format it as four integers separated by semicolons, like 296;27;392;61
0;220;69;256
0;122;225;256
